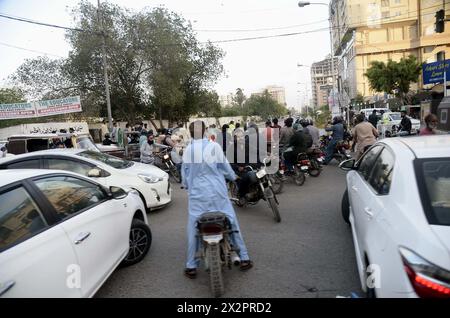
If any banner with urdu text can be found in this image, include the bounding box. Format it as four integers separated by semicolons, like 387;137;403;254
0;96;82;120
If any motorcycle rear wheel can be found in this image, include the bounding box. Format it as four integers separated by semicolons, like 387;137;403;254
206;243;224;297
294;168;306;186
309;159;321;177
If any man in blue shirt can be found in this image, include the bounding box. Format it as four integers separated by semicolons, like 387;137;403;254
323;116;344;165
181;120;253;278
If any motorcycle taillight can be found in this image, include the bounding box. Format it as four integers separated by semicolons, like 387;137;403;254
301;160;310;165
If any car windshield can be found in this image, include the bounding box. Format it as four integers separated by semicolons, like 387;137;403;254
76;136;100;152
77;150;133;169
389;113;402;121
418;159;450;226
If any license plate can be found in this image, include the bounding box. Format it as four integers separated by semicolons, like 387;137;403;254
279;170;284;175
256;169;267;179
317;158;323;163
203;234;223;243
301;166;309;171
163;154;169;160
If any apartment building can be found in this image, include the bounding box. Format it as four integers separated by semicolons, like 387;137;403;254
253;85;287;106
310;56;338;109
330;0;450;105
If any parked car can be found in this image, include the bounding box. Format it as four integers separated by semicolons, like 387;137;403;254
378;112;421;136
0;149;172;212
6;133;125;158
340;135;450;298
0;169;151;297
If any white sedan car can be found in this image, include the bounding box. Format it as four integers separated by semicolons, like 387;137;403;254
0;169;151;297
378;112;421;136
340;135;450;298
0;149;172;212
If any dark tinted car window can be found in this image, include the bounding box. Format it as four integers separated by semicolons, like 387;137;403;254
418;159;450;226
47;159;93;177
357;145;383;180
34;176;106;220
368;148;395;195
0;187;47;251
7;159;40;169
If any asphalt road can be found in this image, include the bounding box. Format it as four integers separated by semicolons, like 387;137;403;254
96;161;362;298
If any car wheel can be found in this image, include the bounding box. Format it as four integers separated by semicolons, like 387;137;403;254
341;189;350;225
120;219;152;267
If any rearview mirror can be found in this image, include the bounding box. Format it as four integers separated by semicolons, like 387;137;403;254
339;158;356;171
109;186;128;200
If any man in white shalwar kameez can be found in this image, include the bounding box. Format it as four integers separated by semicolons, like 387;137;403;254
181;120;253;278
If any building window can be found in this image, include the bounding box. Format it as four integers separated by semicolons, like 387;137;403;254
381;0;389;7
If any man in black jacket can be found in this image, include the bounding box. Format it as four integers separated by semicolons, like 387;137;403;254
368;110;378;128
399;110;412;135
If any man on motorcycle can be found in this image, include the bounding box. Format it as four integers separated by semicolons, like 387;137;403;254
232;123;262;200
181;120;253;279
323;116;344;165
283;124;307;173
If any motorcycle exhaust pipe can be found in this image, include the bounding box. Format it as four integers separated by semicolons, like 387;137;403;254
231;251;241;266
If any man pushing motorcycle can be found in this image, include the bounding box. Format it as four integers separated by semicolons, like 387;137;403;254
181;120;253;279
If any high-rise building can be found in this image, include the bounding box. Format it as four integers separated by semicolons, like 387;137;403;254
219;93;234;108
331;0;450;107
253;85;287;106
310;56;338;109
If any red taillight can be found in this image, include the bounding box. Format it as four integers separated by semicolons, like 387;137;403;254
301;160;309;165
400;247;450;298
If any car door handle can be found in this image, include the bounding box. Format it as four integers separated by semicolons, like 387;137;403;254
74;232;91;245
0;280;15;296
351;185;358;192
364;207;374;218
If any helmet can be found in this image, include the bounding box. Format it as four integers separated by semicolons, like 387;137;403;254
300;119;309;128
167;128;173;135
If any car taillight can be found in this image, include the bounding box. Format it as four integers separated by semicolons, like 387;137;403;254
399;247;450;298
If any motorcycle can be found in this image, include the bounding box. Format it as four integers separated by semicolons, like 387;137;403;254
228;164;281;223
333;140;352;163
155;146;182;183
297;151;321;177
195;212;241;297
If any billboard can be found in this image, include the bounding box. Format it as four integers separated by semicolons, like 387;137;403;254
0;96;82;120
423;60;450;85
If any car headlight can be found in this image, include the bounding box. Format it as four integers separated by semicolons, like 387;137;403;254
138;174;162;183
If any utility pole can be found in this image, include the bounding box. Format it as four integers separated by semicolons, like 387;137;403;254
97;0;113;132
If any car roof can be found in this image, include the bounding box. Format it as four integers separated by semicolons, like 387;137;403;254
0;148;90;165
0;169;82;188
381;135;450;159
8;133;90;139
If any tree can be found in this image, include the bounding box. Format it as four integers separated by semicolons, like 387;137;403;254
0;88;25;104
365;55;422;105
233;88;246;108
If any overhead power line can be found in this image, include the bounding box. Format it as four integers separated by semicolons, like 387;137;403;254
0;41;65;58
0;12;100;35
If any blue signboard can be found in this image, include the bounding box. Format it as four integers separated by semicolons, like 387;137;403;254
423;60;450;85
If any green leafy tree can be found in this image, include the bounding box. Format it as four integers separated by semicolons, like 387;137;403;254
365;55;422;105
0;88;25;104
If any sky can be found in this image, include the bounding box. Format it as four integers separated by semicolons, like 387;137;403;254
0;0;332;111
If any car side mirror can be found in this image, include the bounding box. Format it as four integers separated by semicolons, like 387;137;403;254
88;168;102;178
109;186;128;200
339;158;356;171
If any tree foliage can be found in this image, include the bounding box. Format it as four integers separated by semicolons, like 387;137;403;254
244;90;288;120
9;1;224;126
365;55;422;104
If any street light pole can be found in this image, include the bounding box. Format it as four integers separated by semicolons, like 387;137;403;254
98;0;113;133
298;1;337;116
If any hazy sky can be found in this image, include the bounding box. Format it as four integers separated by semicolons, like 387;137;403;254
0;0;331;111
